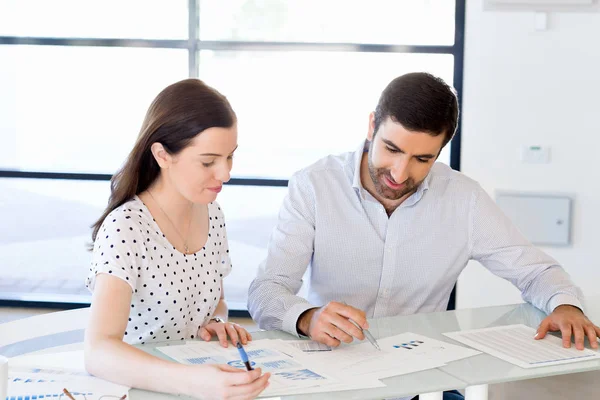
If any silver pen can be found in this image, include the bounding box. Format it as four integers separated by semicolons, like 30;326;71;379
343;302;381;351
361;327;382;351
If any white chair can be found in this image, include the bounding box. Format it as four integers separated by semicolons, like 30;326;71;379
0;307;89;355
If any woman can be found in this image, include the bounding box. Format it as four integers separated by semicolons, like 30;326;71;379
84;79;270;399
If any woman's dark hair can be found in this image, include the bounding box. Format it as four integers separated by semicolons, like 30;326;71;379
373;72;459;148
91;79;236;243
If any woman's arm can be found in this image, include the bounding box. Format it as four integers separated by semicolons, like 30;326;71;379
198;283;252;347
84;274;192;393
84;274;268;398
212;283;229;321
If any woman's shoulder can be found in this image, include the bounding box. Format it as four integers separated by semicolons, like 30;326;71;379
98;196;153;238
207;200;226;220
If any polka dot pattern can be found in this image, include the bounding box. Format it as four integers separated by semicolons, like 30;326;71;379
86;196;232;344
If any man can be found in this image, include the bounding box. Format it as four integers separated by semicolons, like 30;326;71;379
248;73;599;398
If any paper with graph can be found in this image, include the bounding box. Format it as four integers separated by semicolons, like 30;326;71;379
300;332;479;380
6;366;129;400
157;339;342;395
444;324;600;368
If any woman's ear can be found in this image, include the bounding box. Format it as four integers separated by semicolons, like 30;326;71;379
150;142;171;169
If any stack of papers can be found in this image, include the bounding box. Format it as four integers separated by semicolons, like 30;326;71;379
158;333;481;397
158;339;379;396
444;324;600;368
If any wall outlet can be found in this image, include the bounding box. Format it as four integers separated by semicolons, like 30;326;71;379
520;145;551;163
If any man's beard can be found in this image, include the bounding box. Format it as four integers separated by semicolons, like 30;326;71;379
367;150;420;201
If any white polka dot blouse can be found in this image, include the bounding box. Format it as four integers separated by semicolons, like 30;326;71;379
86;196;232;344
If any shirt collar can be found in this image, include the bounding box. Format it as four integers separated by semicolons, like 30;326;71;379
351;140;368;192
351;140;432;206
403;171;430;207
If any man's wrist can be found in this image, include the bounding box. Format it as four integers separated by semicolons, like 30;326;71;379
296;308;317;336
555;304;584;314
548;294;584;315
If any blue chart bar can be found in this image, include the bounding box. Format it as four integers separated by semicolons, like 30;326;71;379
7;392;93;399
8;394;68;399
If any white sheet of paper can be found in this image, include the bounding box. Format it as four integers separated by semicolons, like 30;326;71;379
444;324;600;368
266;341;385;397
376;332;481;364
304;340;382;366
285;340;332;352
270;375;386;397
328;343;443;380
302;332;479;380
358;355;446;381
9;350;86;372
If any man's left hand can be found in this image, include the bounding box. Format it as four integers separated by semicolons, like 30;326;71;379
536;305;600;350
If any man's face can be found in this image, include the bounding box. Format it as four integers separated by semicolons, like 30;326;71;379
366;115;444;201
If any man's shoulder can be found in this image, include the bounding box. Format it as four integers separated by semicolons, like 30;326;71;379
429;162;481;193
292;151;355;185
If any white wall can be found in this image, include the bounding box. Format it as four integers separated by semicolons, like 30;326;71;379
458;1;600;309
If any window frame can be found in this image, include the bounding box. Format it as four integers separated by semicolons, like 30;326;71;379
0;0;465;312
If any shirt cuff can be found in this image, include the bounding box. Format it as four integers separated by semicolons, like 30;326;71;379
282;301;316;338
547;293;585;314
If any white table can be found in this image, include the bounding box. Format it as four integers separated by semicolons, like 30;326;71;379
2;299;599;399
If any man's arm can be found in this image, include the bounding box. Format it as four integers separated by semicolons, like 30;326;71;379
469;185;583;313
247;171;318;336
469;185;599;349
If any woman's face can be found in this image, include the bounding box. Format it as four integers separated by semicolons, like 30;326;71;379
166;124;238;204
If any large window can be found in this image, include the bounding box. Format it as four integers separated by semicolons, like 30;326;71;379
0;1;465;311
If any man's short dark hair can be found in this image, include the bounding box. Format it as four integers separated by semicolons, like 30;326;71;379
373;72;459;148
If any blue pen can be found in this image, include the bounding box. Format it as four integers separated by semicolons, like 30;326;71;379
236;342;254;371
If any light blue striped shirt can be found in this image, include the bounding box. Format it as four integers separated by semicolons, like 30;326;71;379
248;142;583;336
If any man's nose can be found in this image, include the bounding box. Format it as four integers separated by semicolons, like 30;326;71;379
390;158;410;183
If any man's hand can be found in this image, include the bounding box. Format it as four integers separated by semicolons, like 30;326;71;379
296;301;368;347
535;305;600;350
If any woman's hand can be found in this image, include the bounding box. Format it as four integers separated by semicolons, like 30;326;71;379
183;364;270;400
198;320;253;347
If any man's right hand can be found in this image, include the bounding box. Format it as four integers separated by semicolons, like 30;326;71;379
296;301;368;347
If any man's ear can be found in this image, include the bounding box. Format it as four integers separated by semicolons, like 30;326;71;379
367;112;376;141
435;134;447;161
150;142;171;169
